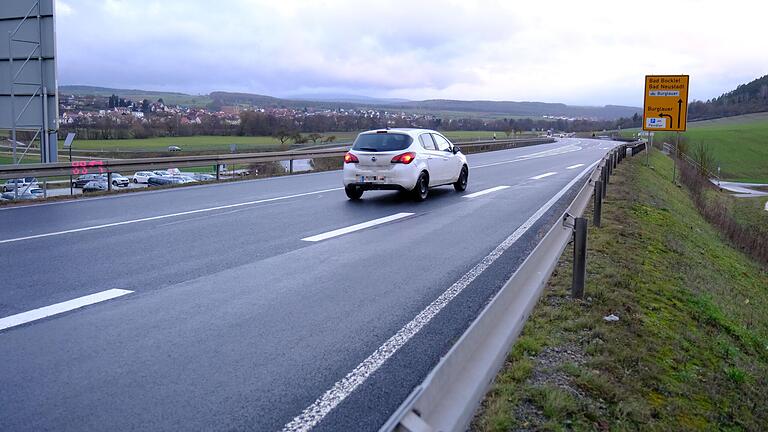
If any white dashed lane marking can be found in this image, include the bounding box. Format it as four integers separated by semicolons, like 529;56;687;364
566;164;585;170
463;186;510;198
530;172;557;180
0;289;133;331
301;213;414;242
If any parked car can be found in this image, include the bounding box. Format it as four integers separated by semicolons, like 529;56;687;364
72;174;103;188
1;187;43;201
82;180;108;193
190;173;215;181
3;177;38;192
168;146;182;152
100;173;129;187
342;128;468;201
172;176;197;184
147;176;185;187
132;171;154;184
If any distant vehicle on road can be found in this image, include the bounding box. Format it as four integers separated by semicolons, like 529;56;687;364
3;177;37;192
100;173;130;187
72;174;103;188
132;171;154;184
343;128;468;201
82;180;108;193
168;145;182;152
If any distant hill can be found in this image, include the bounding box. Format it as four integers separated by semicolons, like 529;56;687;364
689;74;768;120
59;85;213;107
60;85;640;120
286;93;411;104
391;100;640;120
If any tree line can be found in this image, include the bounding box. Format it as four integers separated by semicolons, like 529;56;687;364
688;74;768;120
59;109;643;141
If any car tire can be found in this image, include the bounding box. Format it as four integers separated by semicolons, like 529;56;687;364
133;178;138;183
112;181;118;186
412;171;429;202
345;185;363;200
454;165;468;192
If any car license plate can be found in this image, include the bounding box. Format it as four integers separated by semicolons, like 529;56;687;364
359;175;385;183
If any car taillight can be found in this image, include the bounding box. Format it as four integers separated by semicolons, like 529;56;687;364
344;152;359;164
391;152;416;164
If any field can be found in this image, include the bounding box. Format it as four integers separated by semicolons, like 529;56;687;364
53;131;530;153
473;150;768;431
625;112;768;183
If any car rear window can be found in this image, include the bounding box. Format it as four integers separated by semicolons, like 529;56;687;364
352;133;413;152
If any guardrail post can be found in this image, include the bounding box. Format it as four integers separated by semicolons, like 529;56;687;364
613;151;617;169
215;164;220;180
107;172;113;191
572;217;588;298
602;167;608;198
593;181;603;227
289;159;294;174
43;180;48;198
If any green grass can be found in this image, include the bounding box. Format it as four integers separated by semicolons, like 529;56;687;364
0;155;35;165
53;130;532;153
473;150;768;431
58;134;358;152
624;112;768;183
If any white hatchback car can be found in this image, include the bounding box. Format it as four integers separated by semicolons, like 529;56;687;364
132;171;154;184
343;128;468;201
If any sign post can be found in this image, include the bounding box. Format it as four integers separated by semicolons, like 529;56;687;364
643;75;690;173
64;133;76;195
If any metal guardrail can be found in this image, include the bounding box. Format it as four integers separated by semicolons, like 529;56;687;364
382;144;629;432
0;138;554;180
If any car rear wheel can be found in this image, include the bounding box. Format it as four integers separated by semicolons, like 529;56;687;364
454;165;468;192
133;178;138;183
412;172;429;202
345;185;363;200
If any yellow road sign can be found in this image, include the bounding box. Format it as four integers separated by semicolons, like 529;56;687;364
643;75;689;132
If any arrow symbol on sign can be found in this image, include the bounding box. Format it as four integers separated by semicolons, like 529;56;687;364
660;113;673;128
677;99;683;129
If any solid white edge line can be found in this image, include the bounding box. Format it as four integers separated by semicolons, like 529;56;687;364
0;289;133;331
280;160;600;432
566;164;585;170
301;212;414;242
0;188;343;245
530;172;557;180
462;186;510;199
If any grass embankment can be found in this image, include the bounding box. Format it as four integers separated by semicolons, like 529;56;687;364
473;150;768;431
624;112;768;183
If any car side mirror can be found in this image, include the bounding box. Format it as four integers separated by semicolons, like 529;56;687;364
452;146;461;154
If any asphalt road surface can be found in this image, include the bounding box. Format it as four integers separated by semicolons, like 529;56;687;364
0;138;620;431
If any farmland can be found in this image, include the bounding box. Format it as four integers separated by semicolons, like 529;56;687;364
625;112;768;183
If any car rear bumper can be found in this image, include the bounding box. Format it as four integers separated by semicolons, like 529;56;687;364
342;163;421;190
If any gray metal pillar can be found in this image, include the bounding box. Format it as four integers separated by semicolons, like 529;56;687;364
107;172;113;191
593;181;603;227
571;217;588;299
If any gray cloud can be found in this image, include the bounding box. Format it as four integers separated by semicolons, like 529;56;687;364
56;0;768;105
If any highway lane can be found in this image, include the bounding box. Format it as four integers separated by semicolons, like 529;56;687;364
0;138;619;431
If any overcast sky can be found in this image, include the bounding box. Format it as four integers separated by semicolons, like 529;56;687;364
55;0;767;106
